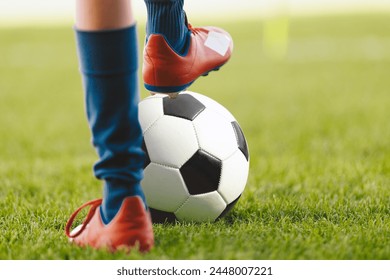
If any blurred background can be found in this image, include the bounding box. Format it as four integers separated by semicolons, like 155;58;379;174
0;1;389;182
1;0;390;25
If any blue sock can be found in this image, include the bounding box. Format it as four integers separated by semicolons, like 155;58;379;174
76;26;147;225
101;179;146;224
144;0;189;54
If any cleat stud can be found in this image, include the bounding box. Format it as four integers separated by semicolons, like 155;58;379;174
149;91;179;99
168;92;179;99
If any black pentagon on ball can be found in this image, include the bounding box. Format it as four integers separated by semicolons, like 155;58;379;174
163;93;206;121
217;195;241;220
180;150;222;195
231;121;249;161
149;208;177;224
141;139;151;168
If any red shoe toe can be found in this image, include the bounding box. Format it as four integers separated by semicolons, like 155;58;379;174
143;24;233;94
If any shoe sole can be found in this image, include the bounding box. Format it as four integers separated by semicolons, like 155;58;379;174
144;64;224;94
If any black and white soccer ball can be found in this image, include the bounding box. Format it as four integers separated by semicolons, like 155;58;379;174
139;91;249;222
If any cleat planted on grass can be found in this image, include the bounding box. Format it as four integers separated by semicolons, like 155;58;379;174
65;197;154;253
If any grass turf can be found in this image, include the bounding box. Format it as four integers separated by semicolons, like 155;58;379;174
0;14;389;260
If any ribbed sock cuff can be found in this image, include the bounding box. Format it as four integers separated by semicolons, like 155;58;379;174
75;25;138;76
144;0;188;54
145;0;181;2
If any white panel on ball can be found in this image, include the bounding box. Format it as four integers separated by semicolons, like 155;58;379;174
144;115;199;168
186;91;236;122
142;163;189;212
175;191;227;222
138;96;164;133
193;108;238;160
218;150;249;204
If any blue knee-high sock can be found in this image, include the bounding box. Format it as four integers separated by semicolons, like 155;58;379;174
76;25;146;224
144;0;189;54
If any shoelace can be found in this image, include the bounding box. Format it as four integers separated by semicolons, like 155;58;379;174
184;12;201;35
187;23;200;35
65;198;102;238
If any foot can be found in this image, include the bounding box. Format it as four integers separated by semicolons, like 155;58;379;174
65;197;154;252
143;21;233;94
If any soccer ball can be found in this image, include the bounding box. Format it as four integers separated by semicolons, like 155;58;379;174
139;91;249;222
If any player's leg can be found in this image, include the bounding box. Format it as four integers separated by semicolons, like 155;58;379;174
143;0;234;95
65;0;153;252
75;0;134;30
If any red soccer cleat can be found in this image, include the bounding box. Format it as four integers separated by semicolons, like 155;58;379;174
65;197;154;253
143;22;233;94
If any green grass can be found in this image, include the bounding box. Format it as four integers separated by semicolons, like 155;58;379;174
0;13;389;260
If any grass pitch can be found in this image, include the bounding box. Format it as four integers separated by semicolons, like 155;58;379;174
0;14;389;260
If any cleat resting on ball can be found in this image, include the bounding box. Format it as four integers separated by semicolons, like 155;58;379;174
143;21;233;94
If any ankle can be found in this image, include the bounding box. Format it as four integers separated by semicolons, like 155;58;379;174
144;0;188;54
101;179;146;224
